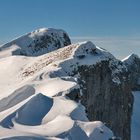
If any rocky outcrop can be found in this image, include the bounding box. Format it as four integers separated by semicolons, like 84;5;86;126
62;42;134;140
77;60;133;140
123;54;140;90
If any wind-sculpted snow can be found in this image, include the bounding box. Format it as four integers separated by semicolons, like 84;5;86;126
15;94;53;125
0;85;35;112
0;93;113;140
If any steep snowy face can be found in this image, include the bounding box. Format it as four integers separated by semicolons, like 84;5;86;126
122;54;140;90
0;28;71;57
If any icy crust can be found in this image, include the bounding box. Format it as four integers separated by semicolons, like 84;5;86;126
0;28;71;57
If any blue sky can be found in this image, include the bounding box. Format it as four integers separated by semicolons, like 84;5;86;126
0;0;140;58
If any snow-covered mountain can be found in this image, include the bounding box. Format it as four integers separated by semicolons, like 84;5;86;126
122;54;140;90
0;28;71;58
0;28;139;140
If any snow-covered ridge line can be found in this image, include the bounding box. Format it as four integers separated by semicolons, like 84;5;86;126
20;41;115;78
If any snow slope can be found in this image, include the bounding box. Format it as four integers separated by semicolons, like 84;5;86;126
0;29;115;140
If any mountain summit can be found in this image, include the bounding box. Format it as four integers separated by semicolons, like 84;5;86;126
0;28;71;58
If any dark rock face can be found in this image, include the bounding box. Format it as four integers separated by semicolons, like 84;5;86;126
66;88;81;102
76;60;133;140
123;54;140;90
